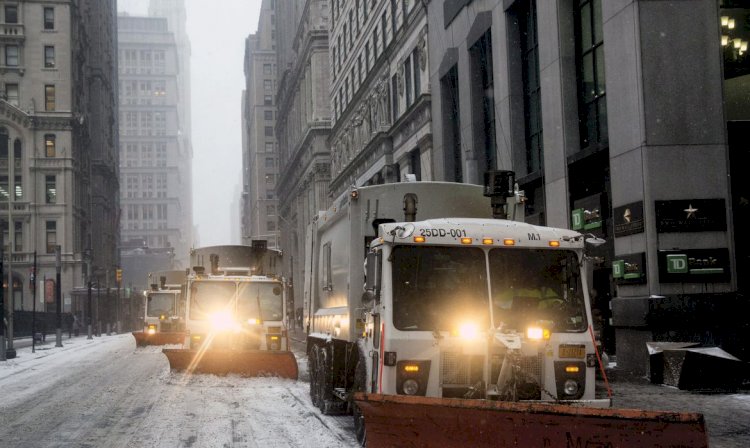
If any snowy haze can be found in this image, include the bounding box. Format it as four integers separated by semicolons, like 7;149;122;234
118;0;262;247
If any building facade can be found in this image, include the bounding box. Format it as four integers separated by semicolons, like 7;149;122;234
329;0;431;198
427;0;746;373
117;7;192;269
275;0;332;315
0;0;119;323
241;0;279;249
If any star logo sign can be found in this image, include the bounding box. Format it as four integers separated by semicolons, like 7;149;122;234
684;204;698;219
623;208;631;224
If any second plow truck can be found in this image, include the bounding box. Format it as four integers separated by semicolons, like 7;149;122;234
163;244;298;379
133;270;187;346
305;172;708;447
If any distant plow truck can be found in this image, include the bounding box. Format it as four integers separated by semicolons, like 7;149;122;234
303;172;708;447
133;270;187;346
163;244;298;379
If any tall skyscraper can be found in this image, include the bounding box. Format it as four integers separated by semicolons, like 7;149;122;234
117;2;192;279
241;0;279;249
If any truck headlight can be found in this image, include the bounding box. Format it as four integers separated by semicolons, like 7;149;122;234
147;325;156;335
457;322;480;340
210;311;239;331
526;326;550;340
402;379;419;395
563;379;580;396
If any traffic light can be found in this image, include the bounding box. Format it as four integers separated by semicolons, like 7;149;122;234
116;268;123;285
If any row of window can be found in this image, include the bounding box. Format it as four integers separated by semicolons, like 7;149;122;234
2;44;57;68
438;0;608;221
123;204;169;221
2;4;55;29
0;220;58;254
2;82;57;111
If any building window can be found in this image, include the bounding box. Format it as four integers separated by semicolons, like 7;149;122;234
45;85;56;111
412;49;421;100
44;7;55;30
404;57;413;107
391;74;399;122
43;134;55;157
470;29;497;173
14;221;22;252
409;148;422;181
265;142;274;152
4;5;18;24
14;174;21;200
263;63;273;75
46;221;57;254
0;128;6;159
264;95;273;105
575;0;607;149
265;157;275;168
0;176;7;201
391;0;398;33
46;175;56;203
44;46;55;68
5;83;18;107
5;45;19;66
381;13;387;50
519;0;543;174
264;126;274;137
266;205;275;215
264;79;273;91
264;110;273;121
440;65;462;182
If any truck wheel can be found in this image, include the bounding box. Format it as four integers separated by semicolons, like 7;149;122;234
316;345;334;414
309;345;321;407
352;354;367;446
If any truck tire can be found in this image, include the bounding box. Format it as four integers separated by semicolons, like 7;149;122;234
309;345;321;407
316;345;334;414
352;352;368;446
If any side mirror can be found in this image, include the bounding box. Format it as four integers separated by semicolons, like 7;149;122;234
361;290;377;307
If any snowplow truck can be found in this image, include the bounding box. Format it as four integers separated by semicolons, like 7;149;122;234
163;244;298;379
133;270;187;346
304;173;708;447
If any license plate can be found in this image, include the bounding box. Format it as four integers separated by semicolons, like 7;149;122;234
559;345;586;359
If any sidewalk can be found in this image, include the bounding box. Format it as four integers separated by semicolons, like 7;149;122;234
604;371;750;448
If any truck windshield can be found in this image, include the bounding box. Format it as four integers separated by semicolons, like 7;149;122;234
392;246;488;331
189;281;236;320
147;292;175;317
489;249;587;332
237;282;284;322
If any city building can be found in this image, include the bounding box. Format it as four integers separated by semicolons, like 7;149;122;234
328;0;431;198
117;3;192;272
275;0;332;315
241;0;280;250
426;0;747;373
0;0;119;321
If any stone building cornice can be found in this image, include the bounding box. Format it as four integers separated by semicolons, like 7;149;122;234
0;100;75;131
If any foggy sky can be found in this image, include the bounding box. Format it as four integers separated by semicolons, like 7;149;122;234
118;0;262;247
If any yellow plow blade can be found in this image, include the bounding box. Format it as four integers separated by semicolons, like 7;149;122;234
354;393;708;448
132;331;186;346
162;349;298;380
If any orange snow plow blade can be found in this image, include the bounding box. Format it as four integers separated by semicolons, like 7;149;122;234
354;393;708;448
132;331;185;346
162;349;298;380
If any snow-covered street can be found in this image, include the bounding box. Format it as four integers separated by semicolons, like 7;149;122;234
0;334;358;448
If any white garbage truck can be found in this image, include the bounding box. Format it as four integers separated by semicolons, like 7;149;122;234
303;172;632;442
